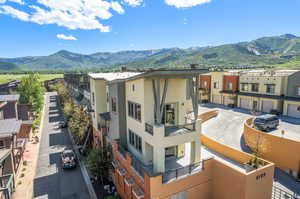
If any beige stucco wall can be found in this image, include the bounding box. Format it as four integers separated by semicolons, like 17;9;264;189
90;78;108;130
239;75;285;96
125;78;199;164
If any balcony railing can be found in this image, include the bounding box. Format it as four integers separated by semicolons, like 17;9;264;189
118;145;128;160
0;174;14;199
131;157;145;180
165;122;196;136
162;161;203;183
145;123;153;135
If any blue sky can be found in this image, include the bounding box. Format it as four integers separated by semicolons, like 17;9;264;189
0;0;300;57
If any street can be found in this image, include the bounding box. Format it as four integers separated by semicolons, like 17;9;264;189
33;92;90;199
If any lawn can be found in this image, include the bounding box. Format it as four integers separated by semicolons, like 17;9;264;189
0;74;63;84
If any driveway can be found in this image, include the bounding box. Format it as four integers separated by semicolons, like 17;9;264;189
199;103;300;150
33;92;90;199
199;103;300;195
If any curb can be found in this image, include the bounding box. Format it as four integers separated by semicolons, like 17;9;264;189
66;127;98;199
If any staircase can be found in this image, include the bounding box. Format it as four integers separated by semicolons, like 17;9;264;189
272;186;300;199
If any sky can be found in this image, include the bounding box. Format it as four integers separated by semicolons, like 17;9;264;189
0;0;300;57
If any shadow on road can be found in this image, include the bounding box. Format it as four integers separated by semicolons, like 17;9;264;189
274;168;300;195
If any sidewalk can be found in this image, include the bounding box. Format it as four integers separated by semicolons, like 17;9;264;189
12;94;46;199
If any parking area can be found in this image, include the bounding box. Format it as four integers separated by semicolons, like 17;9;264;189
199;103;300;151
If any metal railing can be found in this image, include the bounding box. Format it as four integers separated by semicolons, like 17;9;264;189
165;122;196;136
272;186;300;199
0;174;15;199
145;123;153;135
131;157;145;180
162;161;203;183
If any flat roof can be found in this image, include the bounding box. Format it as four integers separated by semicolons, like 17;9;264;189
240;70;300;77
88;72;141;81
0;94;20;102
0;119;22;136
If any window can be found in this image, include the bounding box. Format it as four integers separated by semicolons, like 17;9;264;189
0;111;3;120
92;92;95;105
129;130;142;152
297;87;300;96
128;101;141;121
111;97;117;112
132;84;135;92
213;81;219;89
0;140;4;148
228;82;233;90
266;84;275;94
251;83;259;92
241;83;248;91
203;81;208;88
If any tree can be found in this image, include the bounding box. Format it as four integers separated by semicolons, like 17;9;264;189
18;73;44;115
86;148;111;184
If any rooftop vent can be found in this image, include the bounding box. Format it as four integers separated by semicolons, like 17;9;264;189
121;66;127;72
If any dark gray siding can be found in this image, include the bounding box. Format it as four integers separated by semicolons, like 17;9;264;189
287;72;300;97
117;82;127;148
0;102;17;119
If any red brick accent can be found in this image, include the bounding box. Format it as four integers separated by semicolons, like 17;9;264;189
223;75;239;92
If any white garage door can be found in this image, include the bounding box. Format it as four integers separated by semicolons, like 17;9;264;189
262;100;274;113
287;104;300;119
212;95;222;104
223;96;233;106
240;98;251;110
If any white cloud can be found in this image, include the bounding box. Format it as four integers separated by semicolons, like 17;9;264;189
56;34;77;40
165;0;211;8
0;0;25;4
111;1;125;14
0;0;128;32
123;0;143;7
9;0;25;5
0;5;29;21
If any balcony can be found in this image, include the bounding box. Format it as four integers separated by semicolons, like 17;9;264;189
0;174;14;199
165;123;196;137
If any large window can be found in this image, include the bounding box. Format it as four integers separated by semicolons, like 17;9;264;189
128;101;141;121
297;87;300;96
111;97;117;112
251;83;259;92
266;84;275;94
241;83;248;91
0;111;3;120
228;82;233;90
92;92;95;105
129;130;142;152
213;81;219;89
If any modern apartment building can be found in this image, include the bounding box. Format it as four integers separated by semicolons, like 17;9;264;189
207;71;240;106
237;70;300;114
88;72;140;149
104;69;274;199
283;70;300;118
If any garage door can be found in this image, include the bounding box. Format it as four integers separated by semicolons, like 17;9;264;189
212;95;222;104
262;100;274;113
240;98;251;110
223;96;233;106
287;104;300;119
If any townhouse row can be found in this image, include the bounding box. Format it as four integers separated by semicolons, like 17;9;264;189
65;68;275;199
199;70;300;118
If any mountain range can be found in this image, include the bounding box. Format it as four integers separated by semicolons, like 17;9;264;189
1;34;300;71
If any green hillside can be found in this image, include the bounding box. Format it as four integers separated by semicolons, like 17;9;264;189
1;34;300;71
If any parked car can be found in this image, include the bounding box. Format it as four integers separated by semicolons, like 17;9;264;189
61;149;77;169
59;121;68;128
253;114;279;131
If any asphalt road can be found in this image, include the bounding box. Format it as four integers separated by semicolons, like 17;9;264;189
33;92;90;199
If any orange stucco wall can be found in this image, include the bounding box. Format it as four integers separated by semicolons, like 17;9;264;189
244;118;300;173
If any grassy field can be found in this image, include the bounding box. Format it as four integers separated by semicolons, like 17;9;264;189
0;74;63;84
